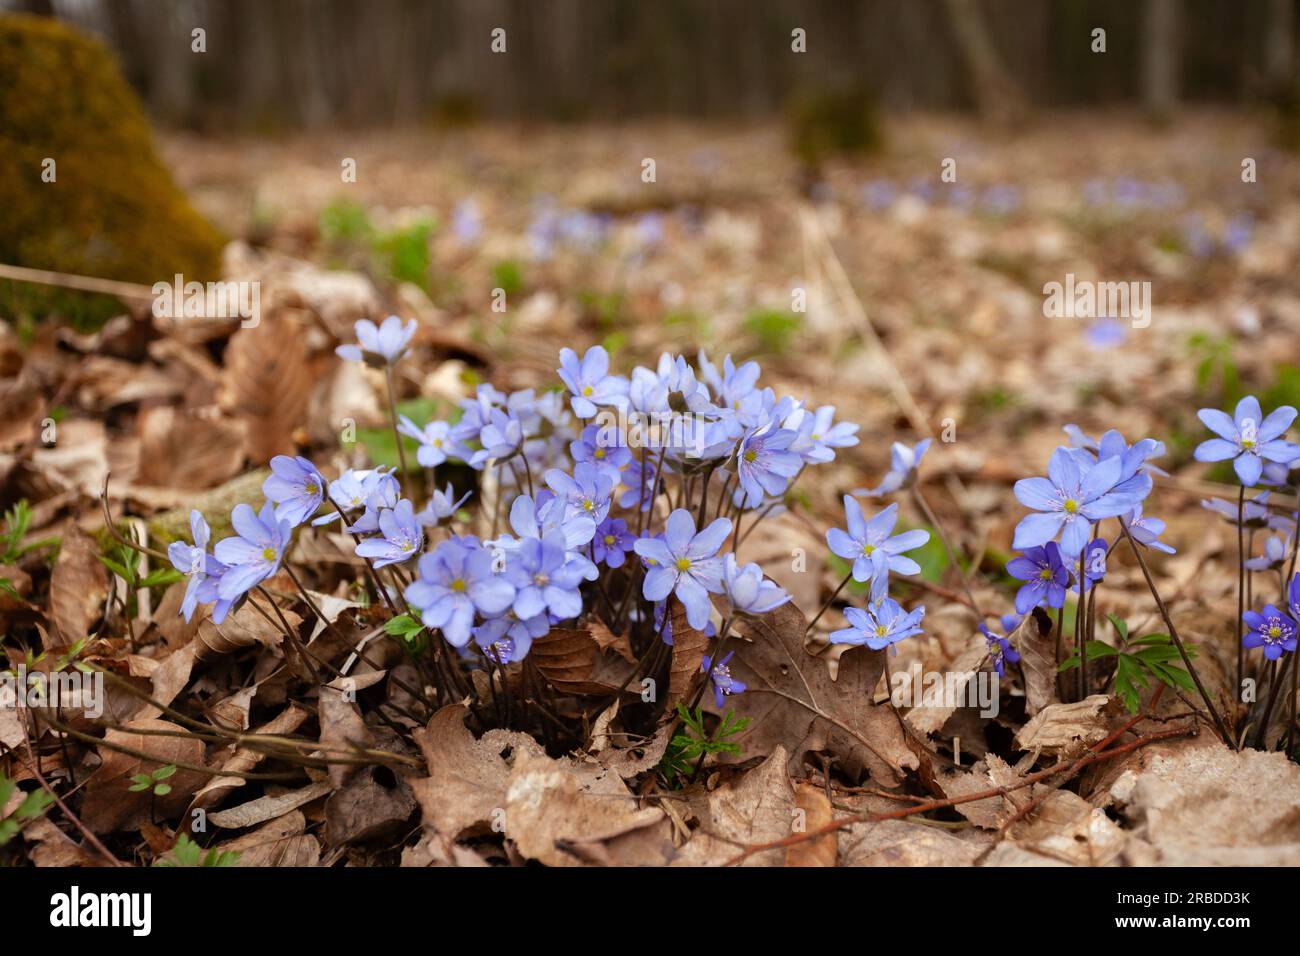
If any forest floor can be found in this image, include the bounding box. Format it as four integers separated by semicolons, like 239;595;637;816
3;110;1300;866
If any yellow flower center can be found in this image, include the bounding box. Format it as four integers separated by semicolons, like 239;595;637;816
1269;624;1282;639
261;547;277;562
1039;568;1053;580
582;499;595;512
675;557;692;572
304;482;319;495
604;534;616;546
1063;499;1079;514
450;578;467;593
862;544;875;556
1242;438;1256;449
743;449;758;463
875;625;888;638
400;540;415;552
582;385;594;397
594;448;605;459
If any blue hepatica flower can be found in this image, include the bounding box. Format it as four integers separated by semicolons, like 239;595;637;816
785;404;860;465
701;651;746;708
825;497;930;599
593;517;636;569
978;616;1022;678
721;554;791;616
313;468;395;526
618;457;664;512
472;407;525;466
633;509;731;630
405;537;515;647
1006;542;1068;614
854;439;931;498
830;599;925;651
474;611;549;663
735;422;802;506
416;484;472;527
570;424;631;483
1072;538;1108;593
354;499;423;568
1200;492;1285;530
1122;505;1176;554
346;472;401;534
1244;535;1293;573
398;417;459;468
546;462;615;525
1194;395;1300;487
263;455;326;527
167;510;232;623
498;493;596;557
335;315;417;367
213;502;292;601
502;532;586;621
1242;604;1298;660
1289;573;1300;621
557;345;628;419
1013;447;1141;557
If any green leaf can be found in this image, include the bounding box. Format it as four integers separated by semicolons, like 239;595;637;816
153;783;172;797
1107;613;1129;645
152;764;177;781
141;568;184;589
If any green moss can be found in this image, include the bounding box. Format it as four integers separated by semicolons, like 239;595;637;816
0;14;224;296
787;85;884;168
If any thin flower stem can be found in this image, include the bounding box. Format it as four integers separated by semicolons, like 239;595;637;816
911;487;982;619
806;572;854;636
385;365;411;494
1253;653;1292;749
687;615;732;713
1121;525;1236;749
1237;485;1246;709
252;585;321;683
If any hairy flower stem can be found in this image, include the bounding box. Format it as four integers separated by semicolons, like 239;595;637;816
1253;653;1292;750
384;365;411;495
1055;606;1065;699
1121;525;1236;749
1237;485;1246;709
253;585;321;684
687;615;732;713
806;572;854;637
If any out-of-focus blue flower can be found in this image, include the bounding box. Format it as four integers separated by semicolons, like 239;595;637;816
335;315;417;366
830;599;925;651
557;346;628;419
633;509;731;630
1084;318;1126;350
1243;605;1298;660
1288;573;1300;622
354;499;423;568
1200;492;1285;530
502;532;586;621
313;468;396;526
570;424;630;482
1013;447;1142;557
1006;542;1068;614
416;484;472;527
472;407;525;466
593;517;635;569
701;651;746;708
721;554;790;616
1244;534;1293;572
453;199;482;245
785;405;859;465
618;457;662;512
825;497;929;599
213;502;292;601
398;417;459;468
1122;505;1176;554
263;455;326;527
167;510;232;623
854;439;932;498
405;537;515;647
546;462;615;524
1194;395;1300;487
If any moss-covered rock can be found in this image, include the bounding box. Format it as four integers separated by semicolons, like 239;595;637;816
0;14;224;288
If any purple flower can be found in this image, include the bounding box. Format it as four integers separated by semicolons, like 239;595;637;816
1013;447;1141;557
786;404;860;465
979;620;1021;678
1200;492;1285;531
545;462;614;525
1006;542;1068;614
313;468;395;526
404;537;515;647
633;509;731;630
213;502;292;601
416;484;472;527
263;455;326;527
1122;505;1176;554
721;554;790;616
398;417;458;468
618;457;664;511
825;497;930;599
346;472;401;534
167;510;232;623
500;493;596;554
557;346;627;419
1072;538;1108;593
701;651;746;708
1289;573;1300;621
502;533;586;621
474;611;549;663
570;424;630;482
1244;535;1293;572
593;517;636;568
735;423;802;506
1242;604;1298;660
830;599;925;651
471;407;525;466
335;315;417;366
354;499;423;568
1194;396;1300;487
854;439;931;498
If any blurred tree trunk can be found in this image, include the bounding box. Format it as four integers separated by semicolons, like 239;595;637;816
942;0;1026;123
1141;0;1179;118
1265;0;1294;90
17;0;56;15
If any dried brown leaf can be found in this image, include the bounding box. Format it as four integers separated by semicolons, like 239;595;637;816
47;521;108;648
220;313;312;464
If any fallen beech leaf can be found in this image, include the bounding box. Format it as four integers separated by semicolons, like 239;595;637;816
133;643;196;720
324;765;417;847
667;597;708;708
220;312;312;464
712;600;917;786
80;719;207;833
195;601;294;662
904;640;988;736
588;616;635;663
673;746;796;866
218;810;321;867
529;627;598;693
840;819;987;866
786;782;837;866
1015;695;1116;755
47;521;108;647
208;780;332;830
319;680;377;788
135;405;246;490
1016;607;1058;717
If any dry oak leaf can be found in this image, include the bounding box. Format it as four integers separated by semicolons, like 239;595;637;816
47;521;108;648
207;780;332;830
410;704;547;839
710;600;918;787
1015;607;1058;718
529;626;599;693
672;746;796;867
80;719;207;833
786;782;837;867
324;765;418;847
667;597;710;708
217;810;321;867
319;679;377;788
1015;694;1117;756
840;819;988;866
135;405;246;491
504;748;667;867
219;312;312;464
